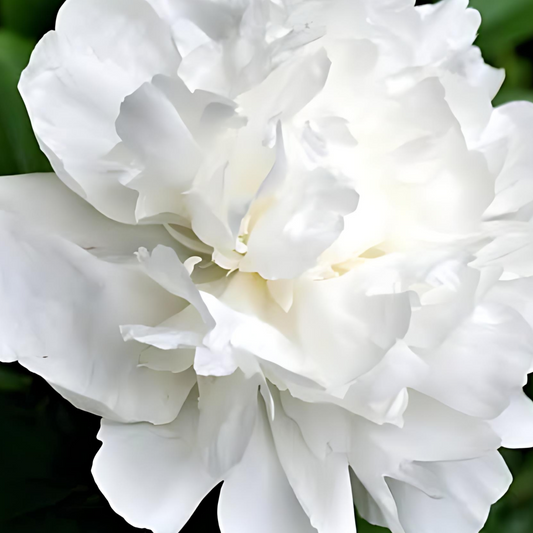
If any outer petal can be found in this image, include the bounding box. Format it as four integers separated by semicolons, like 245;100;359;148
348;392;505;533
0;173;184;260
19;0;180;223
281;389;504;533
386;453;511;533
93;389;219;533
270;388;356;533
218;403;316;533
490;390;533;449
414;303;533;419
0;211;186;424
479;102;533;219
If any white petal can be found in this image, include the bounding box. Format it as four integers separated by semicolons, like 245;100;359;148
270;389;356;533
240;166;359;280
0;212;187;424
267;279;295;313
490;389;533;449
19;0;180;223
121;303;209;350
473;221;533;278
198;370;259;477
348;392;503;532
239;48;332;123
115;78;202;221
486;277;533;331
198;290;323;384
415;303;533;419
332;340;428;426
282;340;427;427
289;273;411;388
415;0;480;59
387;453;511;533
479;102;533;219
137;245;215;328
404;259;480;350
93;389;219;533
194;346;239;378
0;173;184;261
139;346;195;374
218;404;316;533
121;325;201;350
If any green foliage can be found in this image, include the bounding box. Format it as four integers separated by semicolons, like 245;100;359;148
1;0;66;40
471;0;533;104
470;0;533;53
0;29;51;174
0;0;533;531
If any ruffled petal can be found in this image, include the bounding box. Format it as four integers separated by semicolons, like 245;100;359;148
270;388;356;533
490;389;533;449
218;403;316;533
115;77;202;221
386;452;510;533
137;245;215;328
414;303;533;418
479;102;533;219
0;211;187;424
348;392;505;533
0;173;183;260
19;0;180;223
93;389;219;533
240;167;359;279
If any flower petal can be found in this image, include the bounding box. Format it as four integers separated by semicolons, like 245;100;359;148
93;389;219;533
348;392;504;533
240;166;359;280
415;303;533;418
270;388;356;533
0;173;183;260
0;211;187;424
218;403;316;533
386;452;510;533
115;77;202;221
19;0;180;223
137;245;215;328
197;370;259;477
490;389;533;449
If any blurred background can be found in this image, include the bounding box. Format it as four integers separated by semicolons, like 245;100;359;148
0;0;532;531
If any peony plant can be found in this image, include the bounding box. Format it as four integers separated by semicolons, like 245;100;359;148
2;0;533;532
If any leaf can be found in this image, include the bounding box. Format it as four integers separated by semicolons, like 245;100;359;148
0;29;51;175
495;87;533;106
0;364;32;392
470;0;533;54
0;0;66;40
356;516;390;533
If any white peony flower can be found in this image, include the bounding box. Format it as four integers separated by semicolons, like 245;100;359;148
1;0;533;531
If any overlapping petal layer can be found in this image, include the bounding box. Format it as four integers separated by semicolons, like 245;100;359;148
2;0;533;532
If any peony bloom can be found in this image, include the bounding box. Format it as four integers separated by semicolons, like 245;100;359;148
2;0;533;531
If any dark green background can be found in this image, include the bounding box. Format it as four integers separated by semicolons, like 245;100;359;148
1;0;532;531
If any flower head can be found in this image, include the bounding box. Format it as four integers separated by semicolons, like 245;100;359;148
2;0;533;532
